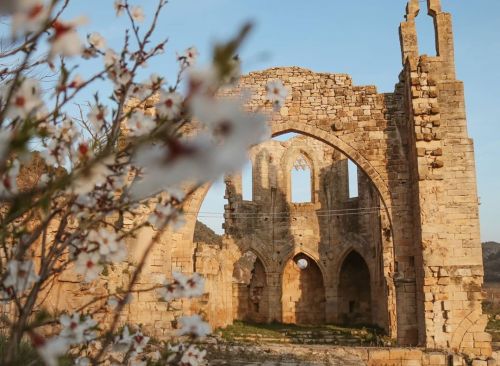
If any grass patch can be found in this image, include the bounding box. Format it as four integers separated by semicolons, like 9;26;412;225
216;321;391;346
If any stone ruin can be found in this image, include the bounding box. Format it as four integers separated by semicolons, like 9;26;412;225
6;0;493;362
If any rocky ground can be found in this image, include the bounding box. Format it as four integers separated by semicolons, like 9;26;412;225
206;343;365;365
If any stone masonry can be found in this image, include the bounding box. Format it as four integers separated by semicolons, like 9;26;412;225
24;0;491;361
227;135;388;330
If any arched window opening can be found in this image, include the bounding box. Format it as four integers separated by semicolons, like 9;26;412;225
415;13;437;56
348;159;359;198
241;160;253;201
272;131;299;142
291;154;312;203
338;251;372;325
282;253;325;325
232;252;268;323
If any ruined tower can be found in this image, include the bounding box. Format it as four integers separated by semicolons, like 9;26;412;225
399;0;490;355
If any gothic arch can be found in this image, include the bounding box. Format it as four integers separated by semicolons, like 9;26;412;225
337;250;373;325
175;68;404;340
279;247;327;282
233;242;271;276
232;250;269;323
281;144;316;203
271;126;392;217
335;245;373;281
281;252;326;324
180;121;396;255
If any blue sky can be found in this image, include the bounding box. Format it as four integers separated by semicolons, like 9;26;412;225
63;0;500;241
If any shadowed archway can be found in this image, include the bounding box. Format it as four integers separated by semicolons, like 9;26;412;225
338;250;372;325
232;251;269;323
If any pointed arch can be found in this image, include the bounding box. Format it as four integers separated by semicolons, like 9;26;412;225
279;247;327;280
232;249;269;323
281;252;326;325
291;155;312;203
281;146;316;204
336;245;372;280
338;250;372;325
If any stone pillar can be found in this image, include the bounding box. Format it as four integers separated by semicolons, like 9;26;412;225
266;272;282;322
326;281;339;324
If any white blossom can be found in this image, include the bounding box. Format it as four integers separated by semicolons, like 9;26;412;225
0;160;20;196
3;259;39;294
148;203;185;231
1;78;44;120
156;90;183;120
130;6;145;22
74;252;103;282
107;294;133;309
177;315;211;338
56;118;79;142
145;73;164;90
185;273;205;298
265;79;288;107
69;194;99;223
130;93;267;200
127;111;156;137
113;0;125;16
11;0;50;36
60;74;84;90
166;187;186;202
113;326;132;352
34;335;69;366
49;17;87;59
41;138;70;167
75;142;93;162
88;32;106;49
107;296;119;309
180;345;207;366
158;271;187;302
177;46;199;67
131;330;150;353
186;66;219;97
104;49;120;68
87;228;127;263
104;49;132;88
87;104;108;131
158;272;205;303
60;313;97;344
167;343;186;363
71;158;114;194
130;74;164;100
148;203;173;229
191;96;270;147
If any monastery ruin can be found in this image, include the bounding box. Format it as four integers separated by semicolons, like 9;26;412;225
25;0;493;362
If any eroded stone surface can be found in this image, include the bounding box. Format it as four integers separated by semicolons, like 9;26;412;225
14;0;492;362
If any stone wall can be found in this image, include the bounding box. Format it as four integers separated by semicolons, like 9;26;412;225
208;343;499;366
16;0;490;360
226;135;388;330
